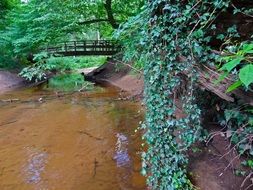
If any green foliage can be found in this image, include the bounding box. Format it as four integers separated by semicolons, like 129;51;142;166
0;0;18;20
118;0;253;189
217;105;253;184
19;53;106;81
19;53;55;81
242;159;253;169
0;0;20;69
68;56;107;69
114;8;149;63
220;42;253;92
0;0;144;69
240;64;253;88
222;108;253;156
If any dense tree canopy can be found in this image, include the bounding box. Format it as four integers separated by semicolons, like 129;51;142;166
0;0;144;68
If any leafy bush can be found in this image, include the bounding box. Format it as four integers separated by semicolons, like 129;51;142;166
19;52;106;81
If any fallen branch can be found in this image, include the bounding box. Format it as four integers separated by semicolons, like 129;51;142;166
0;120;18;127
78;130;103;141
0;99;20;103
241;172;253;189
78;84;90;92
178;54;253;105
93;158;99;178
195;64;253;106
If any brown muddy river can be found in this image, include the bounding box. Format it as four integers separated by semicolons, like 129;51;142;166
0;74;146;190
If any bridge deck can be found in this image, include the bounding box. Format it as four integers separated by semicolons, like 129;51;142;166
47;40;120;56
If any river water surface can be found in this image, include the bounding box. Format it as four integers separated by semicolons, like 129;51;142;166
0;74;146;190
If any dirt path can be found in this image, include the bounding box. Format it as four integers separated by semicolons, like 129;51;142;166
0;70;26;94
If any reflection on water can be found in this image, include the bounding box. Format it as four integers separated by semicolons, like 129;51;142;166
24;148;47;184
0;77;146;190
114;133;130;167
45;73;94;92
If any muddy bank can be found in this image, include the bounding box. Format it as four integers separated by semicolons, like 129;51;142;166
0;70;26;94
84;60;144;97
0;63;144;97
0;67;100;95
189;133;248;190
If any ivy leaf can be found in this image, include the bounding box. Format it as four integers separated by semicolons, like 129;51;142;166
216;34;225;40
243;44;253;53
226;80;242;93
221;57;243;72
239;64;253;88
193;29;204;38
245;50;253;54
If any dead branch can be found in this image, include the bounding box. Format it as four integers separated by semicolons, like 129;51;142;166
78;130;103;141
196;65;253;106
0;120;18;127
0;99;20;102
241;172;253;189
93;158;99;178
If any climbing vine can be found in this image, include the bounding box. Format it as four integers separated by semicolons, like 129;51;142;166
118;0;253;189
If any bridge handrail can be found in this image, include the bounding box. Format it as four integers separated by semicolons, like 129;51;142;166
48;40;117;45
45;40;121;56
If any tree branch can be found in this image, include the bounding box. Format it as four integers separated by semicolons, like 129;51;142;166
104;0;119;29
78;0;119;29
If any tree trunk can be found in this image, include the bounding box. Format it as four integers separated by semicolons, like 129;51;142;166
104;0;119;29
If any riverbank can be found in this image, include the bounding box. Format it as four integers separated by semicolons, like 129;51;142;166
0;60;144;97
0;70;26;94
84;59;144;98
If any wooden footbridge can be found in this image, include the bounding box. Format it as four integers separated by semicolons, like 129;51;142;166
46;40;120;56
